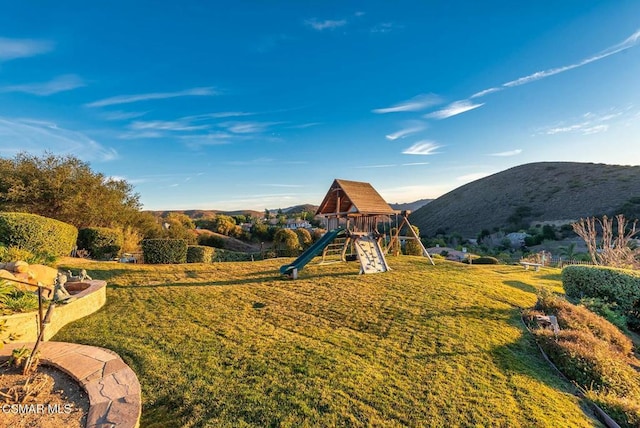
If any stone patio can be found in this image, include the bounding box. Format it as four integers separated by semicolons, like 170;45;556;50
1;341;141;428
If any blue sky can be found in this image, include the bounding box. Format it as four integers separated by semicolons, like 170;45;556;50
1;1;639;211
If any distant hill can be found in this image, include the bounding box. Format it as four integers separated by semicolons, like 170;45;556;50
410;162;640;238
149;209;264;219
282;204;319;215
389;199;433;212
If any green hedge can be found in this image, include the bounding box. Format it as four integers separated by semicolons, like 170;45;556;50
78;227;123;260
0;212;77;257
141;239;188;264
211;248;260;262
464;256;499;265
187;245;214;263
563;265;640;312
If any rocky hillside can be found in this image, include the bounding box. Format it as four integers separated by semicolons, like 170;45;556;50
410;162;640;237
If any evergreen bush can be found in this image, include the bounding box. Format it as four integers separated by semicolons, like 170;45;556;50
141;239;188;264
0;212;77;256
187;245;214;263
78;227;124;260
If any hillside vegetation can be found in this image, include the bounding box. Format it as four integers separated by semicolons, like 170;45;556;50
410;162;640;237
55;257;602;427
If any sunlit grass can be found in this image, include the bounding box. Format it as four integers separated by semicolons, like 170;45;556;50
55;257;602;427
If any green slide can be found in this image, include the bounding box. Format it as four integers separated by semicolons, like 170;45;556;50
279;228;342;275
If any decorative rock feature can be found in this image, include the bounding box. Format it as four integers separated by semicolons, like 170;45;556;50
1;341;142;428
535;314;560;335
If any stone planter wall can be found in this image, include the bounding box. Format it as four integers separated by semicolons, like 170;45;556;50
0;280;106;342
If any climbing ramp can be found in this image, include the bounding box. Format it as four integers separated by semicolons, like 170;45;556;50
354;235;389;274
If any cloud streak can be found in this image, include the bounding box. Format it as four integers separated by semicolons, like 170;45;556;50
374;94;442;114
489;149;522;157
386;121;427;140
0;117;117;161
0;74;86;96
402;141;441;155
0;37;53;61
425;100;484;119
86;86;217;108
305;19;347;31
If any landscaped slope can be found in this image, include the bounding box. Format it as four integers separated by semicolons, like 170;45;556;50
410;162;640;237
54;258;602;427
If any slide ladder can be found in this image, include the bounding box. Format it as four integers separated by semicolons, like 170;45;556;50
354;235;389;274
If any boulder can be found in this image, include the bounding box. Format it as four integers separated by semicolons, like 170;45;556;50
27;264;59;287
6;260;29;273
0;269;17;281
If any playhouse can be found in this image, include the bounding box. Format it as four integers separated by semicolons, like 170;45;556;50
280;179;433;278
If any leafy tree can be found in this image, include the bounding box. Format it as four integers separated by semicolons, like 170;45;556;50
273;229;300;256
162;213;197;244
295;228;312;250
0;152;141;228
213;215;236;235
405;225;423;255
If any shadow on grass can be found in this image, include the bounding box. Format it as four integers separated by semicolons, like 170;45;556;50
108;271;357;289
538;273;563;281
502;280;538;294
490;309;600;425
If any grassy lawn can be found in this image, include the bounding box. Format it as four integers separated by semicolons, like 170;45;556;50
54;257;603;427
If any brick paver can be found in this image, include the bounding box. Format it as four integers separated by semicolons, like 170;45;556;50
1;341;141;428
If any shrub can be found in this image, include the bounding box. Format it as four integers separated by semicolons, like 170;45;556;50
78;227;124;260
0;212;77;256
141;239;188;264
0;279;39;314
472;256;499;265
187;245;214;263
526;293;640;426
579;297;628;331
563;265;640;312
587;391;640;428
210;248;259;262
535;291;633;355
563;265;640;331
273;229;300;257
0;245;57;266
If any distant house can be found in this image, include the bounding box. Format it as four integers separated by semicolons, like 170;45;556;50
284;219;311;230
240;222;253;232
506;232;530;247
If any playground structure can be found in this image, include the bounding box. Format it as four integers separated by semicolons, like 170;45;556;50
280;179;433;278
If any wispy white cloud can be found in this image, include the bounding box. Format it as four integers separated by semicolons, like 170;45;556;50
0;117;117;161
489;149;522;157
305;19;347;31
118;131;164;139
221;121;281;134
457;172;490;182
546;123;609;135
0;74;85;96
355;164;397;169
504;29;640;88
466;28;640;105
370;22;400;34
210;111;254;118
402;141;441;155
355;11;366;17
425;100;484;119
179;132;234;147
0;37;53;61
373;94;442;114
288;122;321;129
540;108;628;136
101;110;148;121
129;119;209;132
386;121;427;140
402;162;430;166
470;87;501;99
86;86;217;108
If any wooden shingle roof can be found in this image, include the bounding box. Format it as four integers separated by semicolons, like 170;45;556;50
316;179;396;216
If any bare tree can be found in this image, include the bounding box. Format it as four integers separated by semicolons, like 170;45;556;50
572;215;640;268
